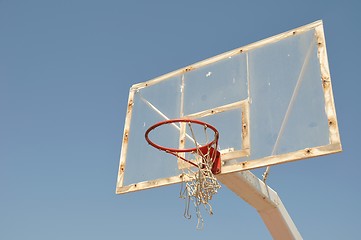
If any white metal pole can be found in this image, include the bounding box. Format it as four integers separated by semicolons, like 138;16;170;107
217;171;302;240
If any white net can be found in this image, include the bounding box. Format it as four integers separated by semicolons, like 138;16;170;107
179;123;221;230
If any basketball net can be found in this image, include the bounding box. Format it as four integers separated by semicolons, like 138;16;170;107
178;122;221;230
145;119;221;229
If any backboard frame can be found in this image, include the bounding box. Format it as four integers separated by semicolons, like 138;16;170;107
116;20;341;194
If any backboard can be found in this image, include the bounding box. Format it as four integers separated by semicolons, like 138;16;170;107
116;20;341;194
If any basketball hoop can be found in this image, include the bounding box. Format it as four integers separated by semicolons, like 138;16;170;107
145;119;222;229
145;119;221;174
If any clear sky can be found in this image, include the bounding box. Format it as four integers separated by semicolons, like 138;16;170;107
1;1;360;239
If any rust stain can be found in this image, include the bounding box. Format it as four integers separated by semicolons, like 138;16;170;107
123;131;129;143
184;66;194;72
127;100;134;114
242;123;248;139
322;75;330;81
241;112;248;139
328;118;335;127
322;78;330;89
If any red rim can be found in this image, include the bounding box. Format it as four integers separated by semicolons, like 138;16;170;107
145;118;219;153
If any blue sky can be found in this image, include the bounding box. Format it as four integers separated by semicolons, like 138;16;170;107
1;1;360;239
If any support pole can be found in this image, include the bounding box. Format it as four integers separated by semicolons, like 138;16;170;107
217;171;302;240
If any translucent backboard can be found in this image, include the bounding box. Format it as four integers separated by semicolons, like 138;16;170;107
116;20;341;194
